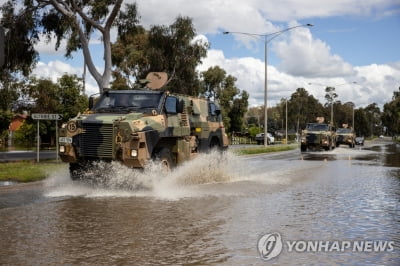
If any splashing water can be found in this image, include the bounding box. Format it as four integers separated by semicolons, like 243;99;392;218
43;150;299;199
44;151;240;198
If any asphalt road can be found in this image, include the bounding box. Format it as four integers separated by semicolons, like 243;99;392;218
0;139;398;265
0;150;58;162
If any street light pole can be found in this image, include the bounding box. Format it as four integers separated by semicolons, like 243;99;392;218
224;23;313;146
264;38;268;146
330;90;334;127
285;98;288;144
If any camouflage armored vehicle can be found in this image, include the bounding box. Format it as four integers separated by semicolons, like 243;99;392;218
300;120;336;152
58;72;229;179
335;127;355;148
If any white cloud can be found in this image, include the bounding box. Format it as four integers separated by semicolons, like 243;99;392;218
133;0;397;33
273;26;355;78
31;61;104;96
34;34;67;56
32;61;80;82
353;63;400;107
199;47;400;109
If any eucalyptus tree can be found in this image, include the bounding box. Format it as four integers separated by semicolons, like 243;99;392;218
0;0;132;93
112;16;208;95
382;87;400;136
288;87;324;131
201;66;248;133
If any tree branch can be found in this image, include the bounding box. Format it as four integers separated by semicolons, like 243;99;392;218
105;0;124;30
70;0;105;33
47;0;74;17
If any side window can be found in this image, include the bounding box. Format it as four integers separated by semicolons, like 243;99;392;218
165;96;177;114
209;102;221;121
209;103;217;116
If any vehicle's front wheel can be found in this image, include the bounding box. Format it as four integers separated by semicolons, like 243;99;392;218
154;148;175;171
69;162;88;180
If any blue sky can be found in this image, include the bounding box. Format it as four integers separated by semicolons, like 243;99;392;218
210;14;400;67
14;0;400;109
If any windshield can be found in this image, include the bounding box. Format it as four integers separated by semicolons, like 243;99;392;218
306;123;329;131
337;128;352;133
92;91;164;113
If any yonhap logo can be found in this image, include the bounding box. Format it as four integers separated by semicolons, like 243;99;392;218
257;232;395;261
257;232;283;261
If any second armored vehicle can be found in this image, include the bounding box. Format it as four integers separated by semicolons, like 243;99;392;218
336;127;355;148
300;122;336;152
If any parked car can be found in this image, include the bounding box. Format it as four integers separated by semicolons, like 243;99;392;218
355;137;364;146
255;132;275;145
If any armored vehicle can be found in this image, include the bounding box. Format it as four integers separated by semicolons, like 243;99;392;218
300;122;336;152
336;128;355;148
58;72;229;179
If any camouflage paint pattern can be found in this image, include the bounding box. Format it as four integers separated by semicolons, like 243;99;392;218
59;90;228;169
300;123;336;151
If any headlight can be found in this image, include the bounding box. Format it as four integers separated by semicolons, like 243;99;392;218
131;149;138;157
59;145;65;153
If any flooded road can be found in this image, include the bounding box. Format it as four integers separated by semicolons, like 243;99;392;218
0;140;399;265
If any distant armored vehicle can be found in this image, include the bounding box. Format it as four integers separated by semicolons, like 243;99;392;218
300;122;336;152
336;128;355;148
58;72;229;179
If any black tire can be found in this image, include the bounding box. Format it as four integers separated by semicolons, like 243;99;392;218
69;162;87;180
209;138;221;151
154;148;175;171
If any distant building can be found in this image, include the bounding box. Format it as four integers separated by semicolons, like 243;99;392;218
8;112;28;147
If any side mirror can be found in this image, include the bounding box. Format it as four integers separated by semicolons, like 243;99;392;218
177;99;184;113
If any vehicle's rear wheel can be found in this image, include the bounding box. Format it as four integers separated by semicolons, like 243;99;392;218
300;145;307;152
209;138;221;151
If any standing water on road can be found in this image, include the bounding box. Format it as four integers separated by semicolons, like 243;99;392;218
0;142;399;265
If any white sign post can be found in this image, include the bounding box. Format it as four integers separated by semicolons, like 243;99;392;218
32;113;63;162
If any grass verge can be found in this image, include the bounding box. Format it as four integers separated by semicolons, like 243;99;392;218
0;161;62;183
233;144;299;155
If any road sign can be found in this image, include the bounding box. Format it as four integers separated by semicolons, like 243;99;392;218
32;113;62;120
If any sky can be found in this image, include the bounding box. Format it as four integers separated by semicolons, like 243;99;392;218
3;0;400;109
